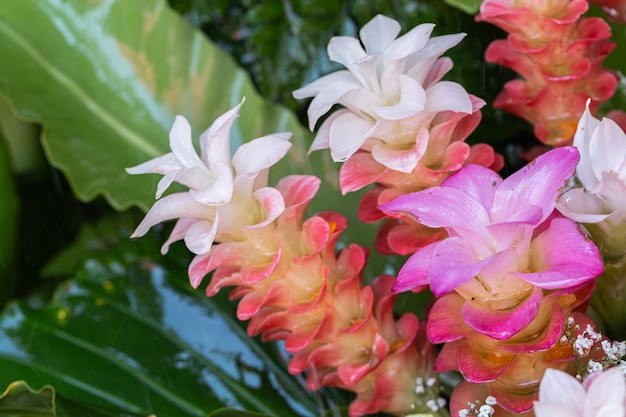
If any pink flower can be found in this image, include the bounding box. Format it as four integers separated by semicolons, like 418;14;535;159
127;100;292;257
293;14;472;170
381;147;602;297
558;101;626;225
534;368;626;417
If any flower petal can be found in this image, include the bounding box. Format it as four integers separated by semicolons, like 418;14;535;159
359;14;401;54
557;187;611;223
424;81;472;113
184;218;218;255
393;242;437;293
538;368;586;409
232;133;292;175
491;147;579;224
513;215;603;289
247;187;285;229
370;127;428;173
328;112;375;162
442;164;502;211
372;75;426;120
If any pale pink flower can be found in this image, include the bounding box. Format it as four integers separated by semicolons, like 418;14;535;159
293;14;472;171
534;368;626;417
558;100;626;225
127;100;292;256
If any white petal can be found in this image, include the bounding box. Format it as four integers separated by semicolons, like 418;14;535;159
189;161;234;205
589;117;626;180
359;15;401;54
156;171;177;199
584;368;626;417
423;57;453;87
169;116;204;168
386;23;435;60
306;79;361;130
309;111;341;153
538;369;586;410
533;402;579;417
329;112;375;162
372;75;426;120
125;153;179;176
557;188;611;223
406;33;465;82
425;81;472;113
131;193;215;238
161;217;196;254
184;218;218;255
328;36;366;69
200;100;243;166
573;100;601;191
232;134;292;175
292;70;356;99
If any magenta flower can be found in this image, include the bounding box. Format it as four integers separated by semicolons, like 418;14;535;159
381;147;602;297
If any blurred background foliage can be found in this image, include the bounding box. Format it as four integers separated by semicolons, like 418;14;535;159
0;0;624;415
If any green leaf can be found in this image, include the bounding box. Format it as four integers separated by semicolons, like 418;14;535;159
0;121;19;301
0;0;320;210
0;381;55;417
0;218;327;417
442;0;481;14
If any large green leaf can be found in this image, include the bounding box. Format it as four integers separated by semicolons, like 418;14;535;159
0;218;327;417
0;0;328;210
0;381;54;417
0;119;18;300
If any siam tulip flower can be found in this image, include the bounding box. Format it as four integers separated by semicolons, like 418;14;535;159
129;100;445;416
127;100;292;259
477;0;618;146
558;101;626;339
381;147;602;299
293;14;473;171
558;101;626;234
533;367;626;417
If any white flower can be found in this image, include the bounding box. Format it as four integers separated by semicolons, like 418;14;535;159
128;99;292;256
534;368;626;417
293;14;472;171
558;100;626;225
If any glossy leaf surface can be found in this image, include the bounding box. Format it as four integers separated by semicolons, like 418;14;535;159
0;381;55;417
0;218;323;417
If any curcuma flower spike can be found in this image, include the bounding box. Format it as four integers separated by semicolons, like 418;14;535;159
293;14;473;170
381;148;604;413
129;101;444;416
294;14;503;257
558;101;626;339
477;0;618;146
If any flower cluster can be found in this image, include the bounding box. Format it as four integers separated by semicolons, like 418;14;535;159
477;0;618;146
294;14;502;256
128;101;444;417
382;147;603;414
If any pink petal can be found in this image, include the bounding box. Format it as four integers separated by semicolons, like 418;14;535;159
491;147;579;224
442;164;502;211
461;286;543;340
425;81;472;114
359;15;401;54
232;133;292;175
428;237;492;295
328;112;374;162
426;294;474;343
380;186;490;231
370;127;428;173
513;215;603;289
339;152;386;193
394;242;437;293
456;341;512;383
